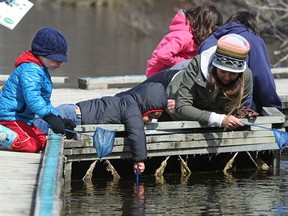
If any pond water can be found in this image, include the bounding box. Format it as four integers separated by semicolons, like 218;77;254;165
63;153;288;215
0;1;186;88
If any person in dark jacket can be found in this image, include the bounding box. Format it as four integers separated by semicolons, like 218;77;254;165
0;27;76;153
33;82;168;174
197;11;282;112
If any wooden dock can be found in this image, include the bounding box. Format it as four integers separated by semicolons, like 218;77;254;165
63;107;285;181
0;133;63;216
0;150;41;216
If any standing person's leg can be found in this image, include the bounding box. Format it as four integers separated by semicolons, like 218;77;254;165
0;120;47;153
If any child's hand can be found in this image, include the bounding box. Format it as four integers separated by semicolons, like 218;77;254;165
134;161;145;174
62;118;76;139
43;113;65;134
167;99;176;114
221;115;244;130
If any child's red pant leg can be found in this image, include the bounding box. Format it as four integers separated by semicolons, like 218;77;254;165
0;120;47;153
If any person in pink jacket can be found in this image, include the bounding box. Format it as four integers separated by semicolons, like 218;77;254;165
145;3;223;77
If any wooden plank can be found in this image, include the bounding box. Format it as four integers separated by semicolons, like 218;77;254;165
0;151;41;216
147;143;279;156
79;75;146;84
78;75;146;89
64;130;274;148
271;67;288;73
34;131;64;216
63;143;279;162
262;106;285;117
63;136;276;156
0;75;68;84
280;95;288;103
74;115;285;133
271;67;288;78
51;76;69;84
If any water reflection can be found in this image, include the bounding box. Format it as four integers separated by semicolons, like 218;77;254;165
63;159;288;215
0;1;185;88
122;184;146;216
1;1;283;89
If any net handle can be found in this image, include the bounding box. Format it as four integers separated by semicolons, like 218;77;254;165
65;129;93;137
241;122;272;131
135;168;140;190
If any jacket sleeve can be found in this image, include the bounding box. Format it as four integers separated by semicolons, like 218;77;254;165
174;58;212;124
122;110;147;162
20;67;57;118
241;68;253;107
157;33;195;66
248;40;282;110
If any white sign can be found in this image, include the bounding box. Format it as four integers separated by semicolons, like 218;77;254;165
0;0;33;30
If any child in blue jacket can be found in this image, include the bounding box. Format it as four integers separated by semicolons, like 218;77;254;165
0;27;75;153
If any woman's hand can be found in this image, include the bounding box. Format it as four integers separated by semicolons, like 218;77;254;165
221;115;244;130
167;99;176;114
134;161;145;174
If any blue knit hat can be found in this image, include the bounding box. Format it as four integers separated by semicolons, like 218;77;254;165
31;27;68;62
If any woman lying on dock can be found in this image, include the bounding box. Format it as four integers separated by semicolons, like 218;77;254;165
116;33;253;131
34;82;168;175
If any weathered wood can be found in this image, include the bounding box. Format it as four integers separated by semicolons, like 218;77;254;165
278;94;288;127
0;75;68;84
63;107;284;176
64;136;276;156
78;75;146;89
281;95;288;109
64;143;279;162
271;67;288;79
77;68;288;90
63;160;73;182
65;130;275;148
73;115;285;133
0;151;42;216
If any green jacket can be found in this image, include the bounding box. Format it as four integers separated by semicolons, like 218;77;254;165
166;55;253;126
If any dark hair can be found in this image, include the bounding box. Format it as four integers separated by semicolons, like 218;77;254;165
209;66;244;115
185;3;223;46
226;11;259;35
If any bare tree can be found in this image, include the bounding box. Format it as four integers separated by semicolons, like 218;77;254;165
243;0;288;67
